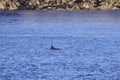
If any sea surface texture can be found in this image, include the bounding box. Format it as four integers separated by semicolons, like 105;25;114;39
0;11;120;80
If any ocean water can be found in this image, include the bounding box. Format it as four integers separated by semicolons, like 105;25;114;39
0;10;120;80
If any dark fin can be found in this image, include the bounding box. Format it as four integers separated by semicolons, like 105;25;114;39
50;45;60;50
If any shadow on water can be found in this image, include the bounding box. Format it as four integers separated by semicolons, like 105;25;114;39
0;11;21;17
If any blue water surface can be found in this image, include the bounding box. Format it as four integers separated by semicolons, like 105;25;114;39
0;10;120;80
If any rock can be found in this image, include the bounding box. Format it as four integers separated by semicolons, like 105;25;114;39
71;5;81;10
82;2;94;9
8;2;19;10
56;8;65;11
37;5;43;10
0;0;120;10
99;3;113;10
15;2;21;7
83;2;90;9
99;6;112;10
47;7;53;10
112;7;119;10
36;0;40;5
0;3;5;10
114;2;120;8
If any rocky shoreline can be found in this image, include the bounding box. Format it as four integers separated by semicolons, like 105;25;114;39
0;0;120;10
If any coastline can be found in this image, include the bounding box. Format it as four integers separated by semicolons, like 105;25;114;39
0;0;120;11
